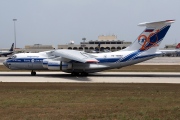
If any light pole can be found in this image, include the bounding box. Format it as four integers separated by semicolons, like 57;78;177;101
13;19;17;49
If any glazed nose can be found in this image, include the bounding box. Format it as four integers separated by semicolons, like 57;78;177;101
3;60;8;68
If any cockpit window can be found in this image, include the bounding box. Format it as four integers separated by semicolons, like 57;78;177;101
12;55;16;58
8;55;17;59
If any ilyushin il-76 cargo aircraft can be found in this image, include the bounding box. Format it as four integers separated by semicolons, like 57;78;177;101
3;20;175;76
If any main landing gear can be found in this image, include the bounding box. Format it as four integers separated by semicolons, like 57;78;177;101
31;70;36;76
71;72;88;76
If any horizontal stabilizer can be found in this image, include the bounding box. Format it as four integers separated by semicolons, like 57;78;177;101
138;20;175;26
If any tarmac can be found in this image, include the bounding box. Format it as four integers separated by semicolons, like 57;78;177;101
0;72;180;83
0;57;180;83
0;57;6;65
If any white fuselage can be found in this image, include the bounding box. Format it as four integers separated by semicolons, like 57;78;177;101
3;49;160;73
0;51;13;56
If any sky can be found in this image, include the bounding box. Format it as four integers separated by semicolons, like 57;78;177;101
0;0;180;49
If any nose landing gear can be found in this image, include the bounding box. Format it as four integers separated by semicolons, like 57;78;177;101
31;70;36;76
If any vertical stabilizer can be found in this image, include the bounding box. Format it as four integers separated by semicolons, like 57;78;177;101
124;20;175;52
9;43;14;51
176;43;180;49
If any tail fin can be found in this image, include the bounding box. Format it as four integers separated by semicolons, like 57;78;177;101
95;42;101;53
124;20;175;51
176;43;180;49
9;43;14;51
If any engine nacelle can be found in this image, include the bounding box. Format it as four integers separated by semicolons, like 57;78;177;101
47;61;61;70
45;60;72;71
42;59;51;68
43;58;72;71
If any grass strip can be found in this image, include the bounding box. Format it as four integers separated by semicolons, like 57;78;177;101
0;83;180;119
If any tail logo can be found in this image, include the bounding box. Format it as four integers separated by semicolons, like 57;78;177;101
138;30;160;51
176;43;180;49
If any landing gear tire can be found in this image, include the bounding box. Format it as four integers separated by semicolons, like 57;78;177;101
31;71;36;76
71;72;88;76
71;72;79;76
81;72;88;76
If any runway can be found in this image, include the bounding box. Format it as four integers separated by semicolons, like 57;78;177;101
0;72;180;83
0;57;6;65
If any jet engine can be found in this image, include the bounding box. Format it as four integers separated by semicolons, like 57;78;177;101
42;59;72;71
47;61;61;70
42;59;51;68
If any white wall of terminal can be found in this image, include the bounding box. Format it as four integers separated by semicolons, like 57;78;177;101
58;35;131;51
58;41;131;52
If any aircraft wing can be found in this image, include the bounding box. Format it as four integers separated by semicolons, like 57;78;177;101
47;50;99;63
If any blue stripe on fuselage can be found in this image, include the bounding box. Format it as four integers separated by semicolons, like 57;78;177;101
133;54;160;60
119;50;140;62
96;58;120;63
7;58;44;63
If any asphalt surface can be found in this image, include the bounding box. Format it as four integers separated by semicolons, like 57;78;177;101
0;57;6;65
1;57;180;83
0;72;180;83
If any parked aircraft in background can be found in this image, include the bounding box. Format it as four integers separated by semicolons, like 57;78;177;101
160;43;180;56
0;43;14;57
3;20;175;76
176;43;180;49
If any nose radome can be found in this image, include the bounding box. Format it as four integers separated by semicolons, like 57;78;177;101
3;60;8;68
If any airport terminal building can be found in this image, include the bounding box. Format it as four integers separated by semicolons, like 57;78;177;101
24;44;55;53
2;35;179;57
4;35;131;53
58;35;132;52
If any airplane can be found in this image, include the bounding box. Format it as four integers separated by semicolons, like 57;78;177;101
0;43;14;57
176;43;180;49
160;43;180;56
3;20;175;76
